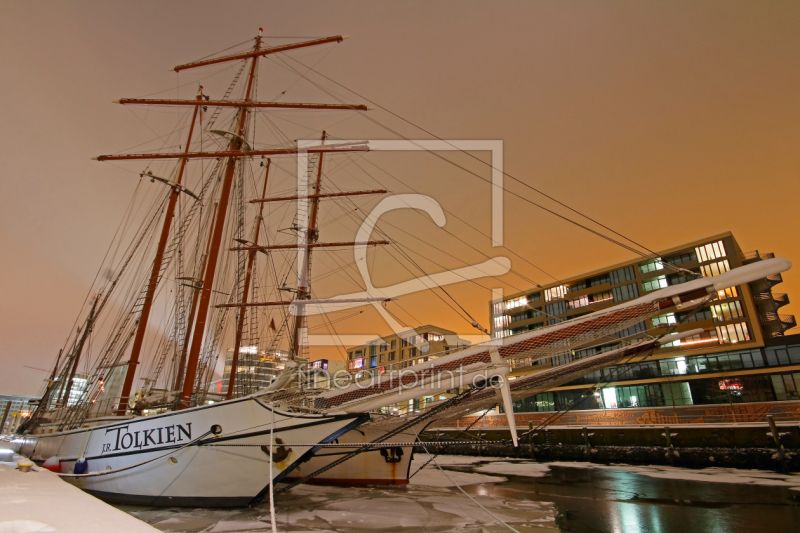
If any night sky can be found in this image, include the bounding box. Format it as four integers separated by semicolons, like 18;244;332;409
1;1;798;395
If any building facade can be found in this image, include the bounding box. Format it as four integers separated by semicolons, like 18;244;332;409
0;394;37;434
490;232;798;416
345;325;471;376
220;346;292;397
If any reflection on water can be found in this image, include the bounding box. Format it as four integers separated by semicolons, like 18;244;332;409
121;459;800;533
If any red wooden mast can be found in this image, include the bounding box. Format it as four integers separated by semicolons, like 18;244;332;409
178;33;263;409
116;87;204;415
173;202;218;392
226;159;271;400
118;98;367;111
172;35;347;72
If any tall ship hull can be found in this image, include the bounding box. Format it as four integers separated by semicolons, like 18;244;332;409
21;398;364;507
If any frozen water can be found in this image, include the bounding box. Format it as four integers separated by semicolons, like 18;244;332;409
474;460;800;487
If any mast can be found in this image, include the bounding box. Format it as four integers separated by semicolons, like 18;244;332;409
227;159;271;399
116;87;204;415
292;132;327;359
61;297;98;408
173;202;218;392
179;31;262;409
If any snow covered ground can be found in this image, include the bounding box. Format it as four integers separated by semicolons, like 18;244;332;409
129;456;559;532
0;448;159;533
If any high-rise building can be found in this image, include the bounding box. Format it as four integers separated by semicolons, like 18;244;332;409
489;232;799;417
220;346;292;397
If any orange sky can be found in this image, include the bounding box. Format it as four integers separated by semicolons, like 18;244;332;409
1;1;799;396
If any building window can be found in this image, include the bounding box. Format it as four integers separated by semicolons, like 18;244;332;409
771;373;800;401
587;274;611;287
700;260;730;277
380;342;387;352
427;333;444;342
612;282;639;301
370;344;377;356
651;313;677;327
610;266;636;284
388;351;396;361
717;287;738;300
590;291;613;304
695;240;727;262
391;340;397;350
662;382;694;406
544;285;567;302
664;251;697;265
409;347;417;358
506;296;527;310
400;350;406;360
716;322;750;344
379;354;385;363
567;281;587;294
528;291;542;303
567;295;589;309
546;300;567;316
639;258;663;274
643;276;668;292
711;301;744;322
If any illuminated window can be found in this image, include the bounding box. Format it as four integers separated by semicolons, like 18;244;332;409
716;322;750;344
651;313;677;327
590;291;613;304
494;315;511;329
428;333;445;342
717;287;738;300
711;301;744;322
567;295;589;309
700;260;730;277
695;240;727;262
639;258;663;274
506;296;528;310
544;285;567;302
643;276;668;292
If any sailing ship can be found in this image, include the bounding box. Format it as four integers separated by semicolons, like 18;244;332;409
16;28;793;505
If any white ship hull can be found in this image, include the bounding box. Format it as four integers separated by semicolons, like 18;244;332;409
287;422;426;486
20;397;366;507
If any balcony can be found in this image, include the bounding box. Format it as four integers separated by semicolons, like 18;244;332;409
755;291;790;312
779;314;797;331
740;250;775;265
759;311;796;335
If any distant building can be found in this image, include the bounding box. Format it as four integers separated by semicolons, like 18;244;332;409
220;346;292;397
306;359;347;389
346;325;471;375
345;325;471;415
489;232;800;417
0;394;37;434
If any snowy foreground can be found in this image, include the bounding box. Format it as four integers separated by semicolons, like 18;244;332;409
3;450;800;532
0;449;159;533
124;455;800;532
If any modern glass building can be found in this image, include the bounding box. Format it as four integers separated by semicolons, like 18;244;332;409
490;232;799;415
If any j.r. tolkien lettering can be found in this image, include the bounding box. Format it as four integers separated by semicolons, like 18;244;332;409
101;423;192;454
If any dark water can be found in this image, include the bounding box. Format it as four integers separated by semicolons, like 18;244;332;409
123;459;800;533
459;464;800;533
